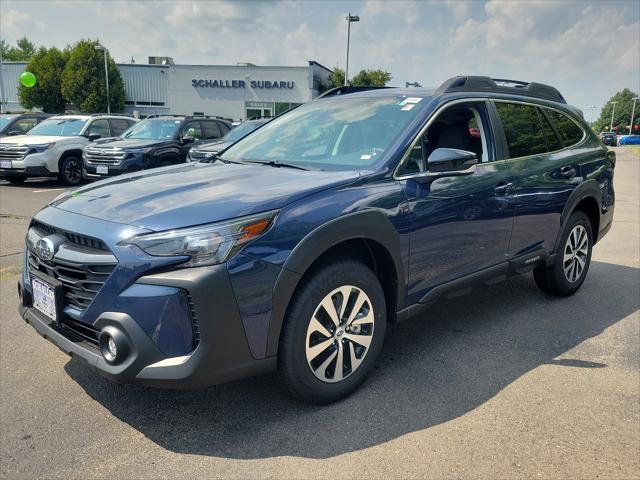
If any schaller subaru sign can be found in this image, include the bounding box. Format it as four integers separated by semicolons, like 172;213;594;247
192;79;295;89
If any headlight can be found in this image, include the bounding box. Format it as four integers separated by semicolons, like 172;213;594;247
28;143;55;153
119;210;278;267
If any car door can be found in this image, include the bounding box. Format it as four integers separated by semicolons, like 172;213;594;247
493;101;586;256
397;100;516;304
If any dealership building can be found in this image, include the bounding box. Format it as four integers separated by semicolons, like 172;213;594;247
0;58;333;121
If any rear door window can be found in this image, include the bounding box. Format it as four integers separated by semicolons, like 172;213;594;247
15;118;38;133
217;121;231;136
180;121;203;140
201;121;222;139
109;119;132;137
537;109;563;152
495;103;547;158
544;109;584;147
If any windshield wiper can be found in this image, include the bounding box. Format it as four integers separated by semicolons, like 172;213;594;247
244;160;309;171
203;155;245;165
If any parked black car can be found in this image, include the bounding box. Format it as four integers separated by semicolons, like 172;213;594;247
599;132;617;146
82;115;232;179
0;112;51;137
187;118;269;161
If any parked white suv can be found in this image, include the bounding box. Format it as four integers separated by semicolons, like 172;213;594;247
0;114;137;185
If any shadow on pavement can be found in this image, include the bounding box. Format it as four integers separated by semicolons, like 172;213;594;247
0;178;87;189
65;261;639;459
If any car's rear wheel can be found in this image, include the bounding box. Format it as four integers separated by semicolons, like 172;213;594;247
278;260;386;403
534;211;593;296
58;156;82;186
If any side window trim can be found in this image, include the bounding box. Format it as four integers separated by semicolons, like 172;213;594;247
394;98;494;179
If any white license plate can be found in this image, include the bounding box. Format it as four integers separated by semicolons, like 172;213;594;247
31;276;57;320
0;160;12;169
96;165;109;175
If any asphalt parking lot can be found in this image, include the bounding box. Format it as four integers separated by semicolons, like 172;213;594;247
0;148;638;479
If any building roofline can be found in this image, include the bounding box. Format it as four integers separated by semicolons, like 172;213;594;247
307;60;333;74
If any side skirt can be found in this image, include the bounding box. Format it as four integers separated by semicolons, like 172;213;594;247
395;248;553;323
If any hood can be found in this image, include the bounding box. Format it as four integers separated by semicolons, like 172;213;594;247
0;134;71;145
53;162;359;231
91;137;173;150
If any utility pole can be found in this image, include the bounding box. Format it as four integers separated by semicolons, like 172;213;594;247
344;13;360;86
629;97;639;135
94;45;110;113
609;101;618;133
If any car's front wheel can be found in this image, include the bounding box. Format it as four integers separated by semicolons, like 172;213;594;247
58;156;83;186
278;260;386;403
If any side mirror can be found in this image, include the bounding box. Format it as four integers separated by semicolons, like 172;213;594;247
426;148;478;177
181;136;195;145
86;133;101;141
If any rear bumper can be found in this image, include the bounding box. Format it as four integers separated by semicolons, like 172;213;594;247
18;264;276;388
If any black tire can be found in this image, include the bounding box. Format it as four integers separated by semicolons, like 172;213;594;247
58;156;83;186
278;260;387;404
5;177;26;185
534;211;593;296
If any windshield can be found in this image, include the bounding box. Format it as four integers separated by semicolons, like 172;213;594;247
220;96;425;171
27;118;87;136
0;116;16;129
223;121;264;143
121;118;182;140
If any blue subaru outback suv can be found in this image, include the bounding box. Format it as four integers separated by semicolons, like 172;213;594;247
19;76;615;403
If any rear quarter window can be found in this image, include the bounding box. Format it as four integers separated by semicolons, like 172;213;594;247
545;109;584;147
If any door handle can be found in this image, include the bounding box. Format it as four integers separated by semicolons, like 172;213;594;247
494;182;514;196
560;166;577;179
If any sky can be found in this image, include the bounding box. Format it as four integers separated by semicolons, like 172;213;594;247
1;0;638;120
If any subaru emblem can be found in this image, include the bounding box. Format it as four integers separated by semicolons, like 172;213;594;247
36;236;56;261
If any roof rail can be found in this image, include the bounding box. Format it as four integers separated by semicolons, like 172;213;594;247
144;114;232;122
435;76;567;104
88;113;135;117
316;85;392;99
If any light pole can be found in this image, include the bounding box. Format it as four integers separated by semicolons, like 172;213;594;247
609;101;618;133
629;97;639;135
405;82;422;88
94;45;110;114
344;13;360;86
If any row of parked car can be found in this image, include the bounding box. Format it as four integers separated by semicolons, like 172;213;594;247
598;131;640;146
0;112;268;185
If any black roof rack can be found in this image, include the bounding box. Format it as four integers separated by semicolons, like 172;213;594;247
436;76;566;104
316;85;392;99
145;114;233;122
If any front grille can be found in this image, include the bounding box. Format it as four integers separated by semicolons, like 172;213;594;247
84;147;127;165
59;317;100;346
28;251;116;310
31;219;108;251
0;144;29;161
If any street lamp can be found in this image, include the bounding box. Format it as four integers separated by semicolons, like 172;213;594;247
629;97;639;135
405;82;422;88
94;44;110;114
344;13;360;86
609;101;618;133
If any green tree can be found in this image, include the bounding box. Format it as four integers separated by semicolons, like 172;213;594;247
18;46;68;113
61;39;125;113
0;36;37;61
350;69;392;87
594;88;640;134
328;67;392;88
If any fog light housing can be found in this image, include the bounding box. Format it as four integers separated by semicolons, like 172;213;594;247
99;327;129;364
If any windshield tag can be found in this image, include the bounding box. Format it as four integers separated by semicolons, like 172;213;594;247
401;104;415;111
360;154;372;160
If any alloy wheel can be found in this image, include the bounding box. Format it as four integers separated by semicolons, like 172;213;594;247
563;224;588;283
64;159;81;184
305;285;375;383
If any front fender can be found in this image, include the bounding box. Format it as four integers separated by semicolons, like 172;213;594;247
265;209;405;357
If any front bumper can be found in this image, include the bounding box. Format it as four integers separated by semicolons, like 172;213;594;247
1;165;54;178
0;152;57;178
83;153;144;179
19;263;276;388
